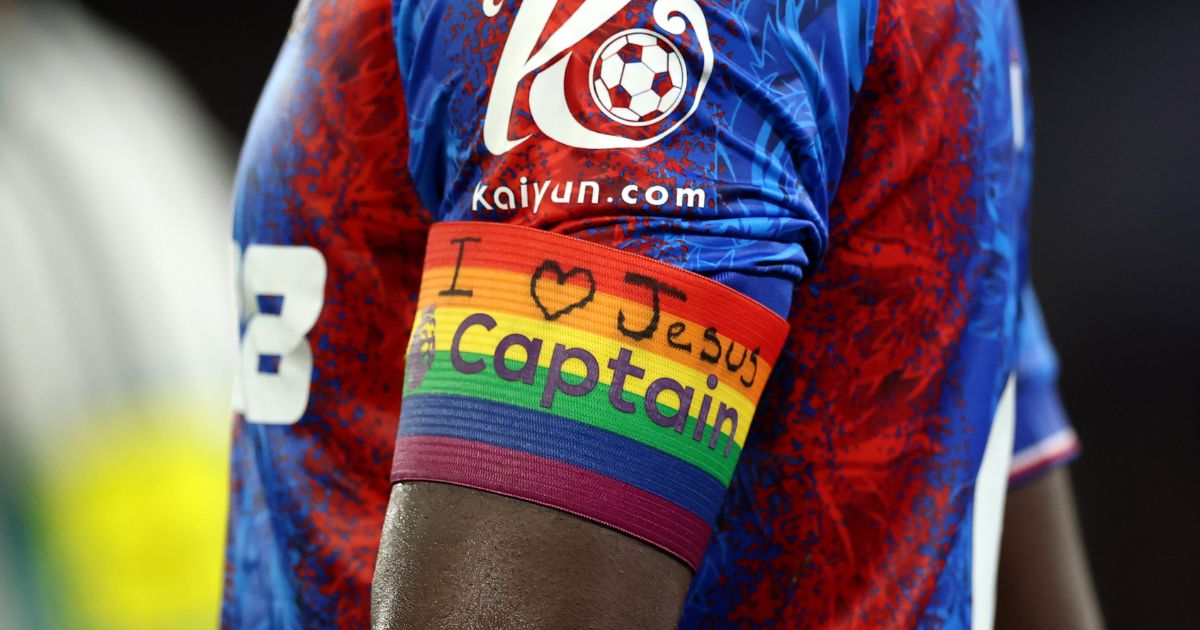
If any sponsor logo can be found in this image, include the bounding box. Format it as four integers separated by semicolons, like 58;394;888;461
470;177;708;214
480;0;713;154
590;29;688;127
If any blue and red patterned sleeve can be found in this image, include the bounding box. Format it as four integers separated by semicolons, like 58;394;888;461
391;0;878;317
387;0;880;567
1006;4;1079;484
1011;285;1080;484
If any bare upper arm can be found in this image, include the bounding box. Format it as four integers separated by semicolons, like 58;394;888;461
371;482;691;630
995;468;1104;630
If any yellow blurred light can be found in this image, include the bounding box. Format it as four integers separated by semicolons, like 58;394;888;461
35;398;229;630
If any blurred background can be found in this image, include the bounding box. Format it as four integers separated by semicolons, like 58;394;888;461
0;0;1195;627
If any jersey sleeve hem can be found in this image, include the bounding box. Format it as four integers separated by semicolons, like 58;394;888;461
1008;427;1080;486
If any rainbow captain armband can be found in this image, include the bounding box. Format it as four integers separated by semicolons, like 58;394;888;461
392;222;790;568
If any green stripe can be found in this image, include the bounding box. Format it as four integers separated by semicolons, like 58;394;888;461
407;351;744;485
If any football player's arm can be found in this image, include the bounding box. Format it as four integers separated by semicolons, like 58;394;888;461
371;2;874;627
995;288;1103;629
996;468;1104;630
371;223;791;629
373;483;692;629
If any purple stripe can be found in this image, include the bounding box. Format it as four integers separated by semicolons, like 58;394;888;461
391;435;712;570
398;393;726;519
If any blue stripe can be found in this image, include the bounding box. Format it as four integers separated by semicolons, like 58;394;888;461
399;393;726;522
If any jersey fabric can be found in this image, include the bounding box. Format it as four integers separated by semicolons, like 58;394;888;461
222;0;1078;627
224;2;428;627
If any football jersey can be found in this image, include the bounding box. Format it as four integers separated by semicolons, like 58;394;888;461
223;0;1078;627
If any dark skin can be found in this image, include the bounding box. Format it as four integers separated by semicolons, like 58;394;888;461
373;468;1102;629
372;482;691;630
996;468;1105;630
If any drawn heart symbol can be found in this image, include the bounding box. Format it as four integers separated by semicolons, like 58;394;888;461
530;260;596;321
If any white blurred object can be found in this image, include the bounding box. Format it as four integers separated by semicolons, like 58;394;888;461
0;0;235;452
0;2;235;627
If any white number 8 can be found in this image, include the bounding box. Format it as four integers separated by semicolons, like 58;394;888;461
233;244;327;424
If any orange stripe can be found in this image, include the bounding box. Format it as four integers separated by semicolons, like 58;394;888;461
423;222;790;367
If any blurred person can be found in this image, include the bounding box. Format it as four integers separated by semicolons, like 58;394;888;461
0;0;234;627
224;0;1102;628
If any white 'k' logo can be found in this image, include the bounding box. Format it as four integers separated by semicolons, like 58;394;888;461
481;0;713;155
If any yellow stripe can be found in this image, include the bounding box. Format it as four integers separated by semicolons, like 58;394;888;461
435;306;755;447
419;265;773;399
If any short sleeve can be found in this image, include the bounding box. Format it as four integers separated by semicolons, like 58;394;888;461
393;0;878;318
1011;285;1080;484
389;0;880;568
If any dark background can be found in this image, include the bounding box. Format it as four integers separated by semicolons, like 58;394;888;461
78;0;1199;626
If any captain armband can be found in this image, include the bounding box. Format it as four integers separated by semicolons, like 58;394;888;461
392;222;789;569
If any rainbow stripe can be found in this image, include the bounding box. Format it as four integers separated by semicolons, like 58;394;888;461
393;222;789;568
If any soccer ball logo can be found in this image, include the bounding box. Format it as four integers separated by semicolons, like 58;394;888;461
589;29;688;127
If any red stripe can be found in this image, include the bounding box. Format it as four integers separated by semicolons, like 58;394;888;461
1008;439;1081;486
423;222;789;364
391;435;712;569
